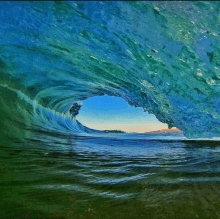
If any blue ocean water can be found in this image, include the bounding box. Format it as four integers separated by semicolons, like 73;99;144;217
1;1;220;218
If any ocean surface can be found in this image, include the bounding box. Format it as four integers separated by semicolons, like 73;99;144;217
2;130;220;219
1;1;220;218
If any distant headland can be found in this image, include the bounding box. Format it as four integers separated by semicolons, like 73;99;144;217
148;128;180;133
104;130;126;133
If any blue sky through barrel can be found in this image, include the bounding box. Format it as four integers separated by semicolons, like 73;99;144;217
77;95;168;133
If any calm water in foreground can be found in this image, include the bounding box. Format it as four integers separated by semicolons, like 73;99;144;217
1;131;220;219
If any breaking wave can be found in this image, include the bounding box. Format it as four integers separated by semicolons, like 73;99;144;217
3;3;220;218
1;1;220;138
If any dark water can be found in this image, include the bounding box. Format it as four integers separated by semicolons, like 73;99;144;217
1;130;220;219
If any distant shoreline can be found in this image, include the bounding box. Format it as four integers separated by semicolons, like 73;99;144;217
103;128;180;134
104;130;125;133
148;128;180;133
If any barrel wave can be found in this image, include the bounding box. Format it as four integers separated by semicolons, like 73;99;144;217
2;2;220;219
1;1;220;138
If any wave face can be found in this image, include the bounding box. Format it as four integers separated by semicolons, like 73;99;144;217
1;1;220;137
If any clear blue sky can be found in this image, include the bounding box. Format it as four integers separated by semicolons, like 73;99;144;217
77;95;168;133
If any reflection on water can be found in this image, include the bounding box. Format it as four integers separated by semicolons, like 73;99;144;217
1;131;220;218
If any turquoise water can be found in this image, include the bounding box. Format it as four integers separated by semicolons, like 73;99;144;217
1;1;220;218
